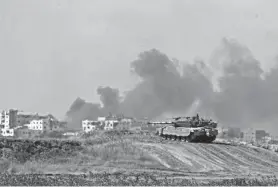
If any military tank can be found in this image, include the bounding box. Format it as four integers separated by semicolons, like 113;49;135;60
148;114;218;143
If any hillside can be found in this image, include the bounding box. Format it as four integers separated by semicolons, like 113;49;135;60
0;131;278;185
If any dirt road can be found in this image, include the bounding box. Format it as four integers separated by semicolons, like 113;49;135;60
132;141;278;178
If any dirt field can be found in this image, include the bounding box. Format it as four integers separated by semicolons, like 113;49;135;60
1;131;278;185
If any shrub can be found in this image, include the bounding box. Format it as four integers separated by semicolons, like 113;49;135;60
0;159;11;173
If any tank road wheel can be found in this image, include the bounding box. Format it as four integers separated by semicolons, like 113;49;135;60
187;133;196;143
181;137;186;142
206;135;216;143
171;135;176;141
177;136;182;141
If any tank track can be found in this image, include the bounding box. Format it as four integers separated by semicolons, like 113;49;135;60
156;132;216;143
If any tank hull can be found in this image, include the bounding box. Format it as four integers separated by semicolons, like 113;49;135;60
156;125;218;143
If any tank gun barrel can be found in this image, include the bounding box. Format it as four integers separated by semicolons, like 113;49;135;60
147;121;174;125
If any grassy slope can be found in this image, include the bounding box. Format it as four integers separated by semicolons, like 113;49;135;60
1;130;278;179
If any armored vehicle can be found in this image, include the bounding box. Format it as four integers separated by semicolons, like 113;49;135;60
148;114;218;143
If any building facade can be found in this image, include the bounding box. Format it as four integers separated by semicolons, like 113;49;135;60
0;110;16;136
0;110;10;129
82;115;135;133
27;119;44;130
243;128;256;142
82;120;99;133
242;128;269;143
15;126;42;138
0;128;14;136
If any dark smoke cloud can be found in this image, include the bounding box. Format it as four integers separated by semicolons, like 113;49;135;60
97;86;121;114
65;39;278;133
66;97;103;129
211;38;267;127
66;49;212;128
121;49;213;119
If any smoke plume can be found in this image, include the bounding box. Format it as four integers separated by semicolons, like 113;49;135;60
66;38;278;133
97;86;121;114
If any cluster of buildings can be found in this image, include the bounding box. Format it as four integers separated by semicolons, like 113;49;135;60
2;109;276;144
218;126;278;144
81;114;171;133
0;109;66;138
82;114;135;133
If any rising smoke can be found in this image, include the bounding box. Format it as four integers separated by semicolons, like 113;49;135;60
66;38;278;131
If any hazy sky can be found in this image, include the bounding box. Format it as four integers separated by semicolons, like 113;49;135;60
1;0;278;119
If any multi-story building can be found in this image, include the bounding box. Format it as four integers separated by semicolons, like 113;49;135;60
16;111;58;127
242;128;269;143
82;120;99;133
243;128;256;142
25;118;64;132
0;110;10;129
27;119;44;131
103;116;119;130
0;110;16;136
15;126;42;138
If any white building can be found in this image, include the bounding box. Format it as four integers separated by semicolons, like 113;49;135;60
0;110;10;129
0;110;15;137
1;128;14;136
97;117;106;121
26;119;44;131
103;119;118;130
82;120;99;133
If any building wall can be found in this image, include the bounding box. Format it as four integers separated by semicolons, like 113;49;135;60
1;128;14;136
0;110;10;129
242;128;269;143
8;109;17;128
15;128;42;138
28;120;44;131
243;128;256;142
82;118;122;132
82;120;98;133
16;114;35;126
103;120;118;130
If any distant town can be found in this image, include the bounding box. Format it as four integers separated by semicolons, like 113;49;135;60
1;109;278;144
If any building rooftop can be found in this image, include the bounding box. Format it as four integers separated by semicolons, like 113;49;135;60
15;126;29;130
17;111;49;116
